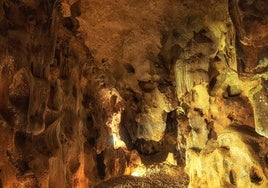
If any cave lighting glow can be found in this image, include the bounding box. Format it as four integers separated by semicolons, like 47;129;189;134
131;166;147;177
107;111;126;149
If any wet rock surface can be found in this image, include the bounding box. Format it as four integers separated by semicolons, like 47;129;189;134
0;0;268;187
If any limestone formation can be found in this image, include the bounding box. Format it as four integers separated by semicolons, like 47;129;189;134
0;0;267;187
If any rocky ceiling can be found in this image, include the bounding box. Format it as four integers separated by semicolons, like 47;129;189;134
0;0;268;187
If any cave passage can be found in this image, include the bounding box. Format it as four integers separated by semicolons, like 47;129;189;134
0;0;268;187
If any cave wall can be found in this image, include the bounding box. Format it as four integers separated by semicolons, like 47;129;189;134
0;0;268;187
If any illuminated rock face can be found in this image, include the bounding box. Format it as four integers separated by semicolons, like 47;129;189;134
0;0;268;187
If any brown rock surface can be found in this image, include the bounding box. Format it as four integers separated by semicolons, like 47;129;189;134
0;0;268;187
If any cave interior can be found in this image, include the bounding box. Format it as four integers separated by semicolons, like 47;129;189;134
0;0;268;187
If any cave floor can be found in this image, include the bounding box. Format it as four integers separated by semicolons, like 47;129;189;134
94;174;189;188
94;163;189;188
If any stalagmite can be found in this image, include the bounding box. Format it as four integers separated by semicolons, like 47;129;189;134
0;0;268;187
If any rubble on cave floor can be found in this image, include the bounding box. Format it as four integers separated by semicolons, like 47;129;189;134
95;163;189;188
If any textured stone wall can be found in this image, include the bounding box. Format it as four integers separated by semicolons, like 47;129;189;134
0;0;268;187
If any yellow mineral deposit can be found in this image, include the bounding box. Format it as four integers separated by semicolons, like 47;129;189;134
0;0;268;187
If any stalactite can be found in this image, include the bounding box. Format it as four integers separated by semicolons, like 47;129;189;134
0;0;268;187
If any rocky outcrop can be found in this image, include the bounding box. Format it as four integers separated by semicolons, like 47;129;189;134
0;0;267;187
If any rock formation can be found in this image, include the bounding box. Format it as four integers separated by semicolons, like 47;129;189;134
0;0;267;187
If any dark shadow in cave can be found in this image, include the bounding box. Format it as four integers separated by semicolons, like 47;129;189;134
96;151;106;180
